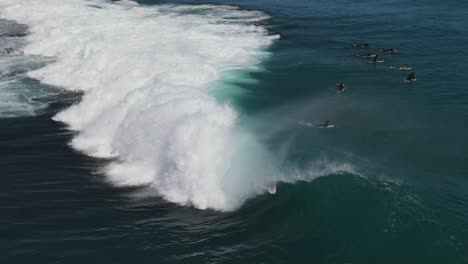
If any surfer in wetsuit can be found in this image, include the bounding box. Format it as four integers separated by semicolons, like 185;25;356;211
353;43;370;48
320;120;330;128
407;72;415;81
355;53;375;58
372;55;378;63
381;48;397;53
400;64;411;70
337;83;346;92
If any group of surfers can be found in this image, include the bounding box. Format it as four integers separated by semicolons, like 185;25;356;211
319;43;416;128
337;42;416;93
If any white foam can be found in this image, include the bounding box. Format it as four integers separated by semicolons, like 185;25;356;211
0;0;351;210
0;0;281;210
0;17;54;118
0;54;57;118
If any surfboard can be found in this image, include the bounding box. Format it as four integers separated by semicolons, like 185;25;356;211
399;67;412;70
318;125;336;128
404;78;416;83
368;60;384;63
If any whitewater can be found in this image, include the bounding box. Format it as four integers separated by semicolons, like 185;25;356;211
0;0;353;210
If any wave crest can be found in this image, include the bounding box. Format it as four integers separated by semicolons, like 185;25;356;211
0;0;283;210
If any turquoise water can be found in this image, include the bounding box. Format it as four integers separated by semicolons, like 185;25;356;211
1;0;468;263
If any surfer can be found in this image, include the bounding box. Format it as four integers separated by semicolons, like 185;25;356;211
399;64;411;70
352;42;371;48
407;72;416;82
337;83;346;93
370;55;384;63
381;48;397;53
356;53;376;58
319;120;330;128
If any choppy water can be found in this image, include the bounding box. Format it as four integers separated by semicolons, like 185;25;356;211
1;0;467;263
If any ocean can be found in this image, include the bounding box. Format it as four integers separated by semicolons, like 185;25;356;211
1;0;467;263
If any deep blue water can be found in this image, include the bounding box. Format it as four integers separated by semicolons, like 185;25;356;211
1;0;468;263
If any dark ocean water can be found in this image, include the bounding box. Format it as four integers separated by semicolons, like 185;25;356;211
1;0;468;263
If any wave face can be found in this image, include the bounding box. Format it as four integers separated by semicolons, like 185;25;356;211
0;0;283;210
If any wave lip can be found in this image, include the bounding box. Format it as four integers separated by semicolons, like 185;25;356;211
0;0;279;210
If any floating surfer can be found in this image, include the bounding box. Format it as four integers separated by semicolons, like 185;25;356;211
389;64;412;70
317;120;335;128
352;42;371;48
337;82;346;93
319;120;329;128
298;120;335;128
399;64;412;70
356;52;377;58
369;55;384;63
406;72;416;83
380;48;397;53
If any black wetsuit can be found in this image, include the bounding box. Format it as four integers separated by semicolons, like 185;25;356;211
338;83;345;91
407;73;415;81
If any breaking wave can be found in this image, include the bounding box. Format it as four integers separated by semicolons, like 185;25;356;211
0;0;353;210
